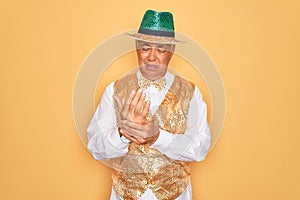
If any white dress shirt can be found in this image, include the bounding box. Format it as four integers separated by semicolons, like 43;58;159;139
87;71;211;200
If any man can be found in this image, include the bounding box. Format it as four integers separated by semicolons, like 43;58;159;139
87;10;211;200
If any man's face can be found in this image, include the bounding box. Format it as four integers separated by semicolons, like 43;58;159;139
136;40;175;80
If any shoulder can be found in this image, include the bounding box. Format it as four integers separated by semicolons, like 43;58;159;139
101;82;115;99
193;85;203;100
171;75;195;99
174;75;195;90
114;73;137;88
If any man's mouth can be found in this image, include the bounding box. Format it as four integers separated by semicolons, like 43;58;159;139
145;63;159;69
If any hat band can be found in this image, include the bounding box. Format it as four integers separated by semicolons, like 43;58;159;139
138;28;175;37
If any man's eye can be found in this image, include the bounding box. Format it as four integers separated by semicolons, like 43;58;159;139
157;48;167;53
142;47;150;51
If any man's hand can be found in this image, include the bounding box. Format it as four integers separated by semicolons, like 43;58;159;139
119;120;160;145
114;88;160;144
114;89;150;124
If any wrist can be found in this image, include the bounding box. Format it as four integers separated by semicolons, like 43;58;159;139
118;127;131;143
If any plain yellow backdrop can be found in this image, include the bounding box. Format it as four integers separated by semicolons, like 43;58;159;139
1;0;299;200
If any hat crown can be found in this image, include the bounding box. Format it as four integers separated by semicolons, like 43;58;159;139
139;10;174;32
127;9;183;44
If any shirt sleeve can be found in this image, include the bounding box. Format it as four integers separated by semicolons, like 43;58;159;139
87;82;129;160
151;86;211;162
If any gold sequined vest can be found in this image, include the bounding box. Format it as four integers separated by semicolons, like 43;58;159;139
112;73;195;200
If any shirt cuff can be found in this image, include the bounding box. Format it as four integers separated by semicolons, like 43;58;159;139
108;128;129;151
151;129;174;150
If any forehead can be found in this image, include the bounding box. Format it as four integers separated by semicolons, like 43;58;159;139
136;40;174;48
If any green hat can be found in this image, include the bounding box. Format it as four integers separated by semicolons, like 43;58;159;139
127;10;183;44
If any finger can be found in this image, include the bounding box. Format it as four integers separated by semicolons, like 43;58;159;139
134;92;146;114
141;99;150;118
139;138;152;145
122;90;136;117
119;121;128;132
121;120;142;130
129;88;143;112
120;129;140;144
135;137;146;145
121;121;147;138
119;120;137;135
122;131;144;145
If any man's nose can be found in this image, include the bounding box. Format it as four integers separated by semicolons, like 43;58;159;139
147;48;157;61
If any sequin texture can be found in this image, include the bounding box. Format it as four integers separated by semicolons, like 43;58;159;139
112;73;195;200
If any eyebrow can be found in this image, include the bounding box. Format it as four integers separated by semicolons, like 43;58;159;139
137;41;172;50
140;43;168;48
141;43;151;47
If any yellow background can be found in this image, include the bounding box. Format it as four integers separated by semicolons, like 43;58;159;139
1;0;299;199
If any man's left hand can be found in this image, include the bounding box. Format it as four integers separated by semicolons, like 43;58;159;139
119;120;160;145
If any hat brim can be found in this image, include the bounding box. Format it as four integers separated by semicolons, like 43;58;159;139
126;33;184;44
